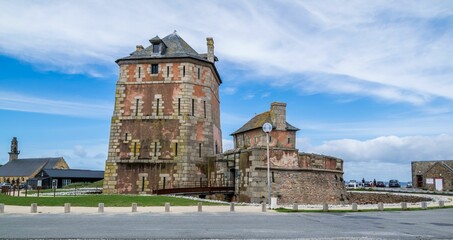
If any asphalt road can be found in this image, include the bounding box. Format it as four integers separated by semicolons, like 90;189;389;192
1;209;453;239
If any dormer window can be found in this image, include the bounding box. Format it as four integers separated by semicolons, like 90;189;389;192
153;44;160;54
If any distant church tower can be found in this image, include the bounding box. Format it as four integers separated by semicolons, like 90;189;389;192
8;137;20;161
103;32;223;194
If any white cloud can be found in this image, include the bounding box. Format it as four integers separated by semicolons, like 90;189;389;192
0;1;452;104
0;91;112;118
73;145;87;158
300;134;453;180
221;87;237;95
222;138;234;151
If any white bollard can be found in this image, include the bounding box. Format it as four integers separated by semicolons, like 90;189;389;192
352;203;358;212
132;203;137;212
64;203;71;213
165;203;170;212
271;197;277;209
323;203;328;212
292;204;298;211
261;202;266;212
401;202;407;210
230;203;235;212
98;203;104;213
378;202;384;211
31;203;37;213
421;202;427;210
0;204;4;214
198;202;202;212
439;201;444;208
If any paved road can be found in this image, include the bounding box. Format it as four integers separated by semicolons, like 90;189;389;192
1;209;453;239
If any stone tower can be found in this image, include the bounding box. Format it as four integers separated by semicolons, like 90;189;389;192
103;32;223;194
8;137;20;162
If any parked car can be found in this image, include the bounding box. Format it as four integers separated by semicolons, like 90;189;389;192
347;180;358;188
388;179;401;188
376;181;386;187
406;182;413;188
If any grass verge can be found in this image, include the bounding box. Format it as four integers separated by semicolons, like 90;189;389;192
0;194;224;207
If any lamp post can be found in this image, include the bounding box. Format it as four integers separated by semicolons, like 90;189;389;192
262;122;272;208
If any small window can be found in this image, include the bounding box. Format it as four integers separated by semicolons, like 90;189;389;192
192;99;195;116
272;172;275;183
151;64;158;74
199;143;202;158
138;67;141;78
198;68;200;79
178;98;181;115
135;99;139;116
156;99;160;116
269;136;272;142
154;142;157;157
124;133;128;141
288;137;291;144
167;66;170;77
175;143;178;156
203;101;206;118
153;44;159;53
133;143;137;157
183;66;186;77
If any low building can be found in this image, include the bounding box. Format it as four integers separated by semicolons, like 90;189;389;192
214;102;348;204
0;138;69;184
28;169;104;189
412;160;453;191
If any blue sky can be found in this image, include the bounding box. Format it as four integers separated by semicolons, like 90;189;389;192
1;1;453;182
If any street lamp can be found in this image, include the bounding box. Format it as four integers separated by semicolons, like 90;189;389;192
262;122;272;208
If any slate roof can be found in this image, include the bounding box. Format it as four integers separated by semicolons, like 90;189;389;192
117;32;216;63
43;169;104;179
231;111;300;135
0;157;66;177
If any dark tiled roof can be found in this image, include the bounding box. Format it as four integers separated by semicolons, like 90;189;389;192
117;32;212;63
231;111;300;135
0;157;66;177
43;169;104;179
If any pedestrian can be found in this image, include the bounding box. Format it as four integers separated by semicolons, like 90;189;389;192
362;178;365;188
373;179;377;187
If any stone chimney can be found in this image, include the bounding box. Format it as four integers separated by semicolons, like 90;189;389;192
8;137;20;162
136;45;144;52
270;102;286;131
206;37;214;63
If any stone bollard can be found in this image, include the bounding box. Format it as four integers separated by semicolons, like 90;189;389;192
378;202;384;211
439;201;445;208
98;203;104;213
64;203;71;213
261;202;266;212
230;203;235;212
292;204;298;211
0;204;4;214
322;203;328;212
352;203;358;212
132;203;137;212
31;203;37;213
198;202;202;212
421;202;427;210
401;202;407;210
165;203;170;212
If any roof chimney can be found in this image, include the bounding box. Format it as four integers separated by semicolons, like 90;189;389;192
206;37;214;63
136;45;144;52
270;102;287;131
8;137;20;162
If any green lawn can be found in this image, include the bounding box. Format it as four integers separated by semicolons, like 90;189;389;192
0;194;224;207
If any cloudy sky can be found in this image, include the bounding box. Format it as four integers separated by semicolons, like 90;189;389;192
1;0;452;182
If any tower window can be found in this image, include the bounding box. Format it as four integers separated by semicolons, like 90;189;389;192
183;66;186;77
154;142;157;157
288;137;291;144
153;44;159;53
272;172;275;183
199;143;202;158
198;68;200;79
135;99;139;116
167;66;170;77
178;98;181;115
203;101;206;118
133;143;137;157
151;64;158;74
192;99;195;116
124;133;128;141
156;99;160;116
175;143;178;156
138;67;141;78
215;142;218;154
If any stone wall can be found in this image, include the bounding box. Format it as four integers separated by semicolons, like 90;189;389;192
221;147;347;204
